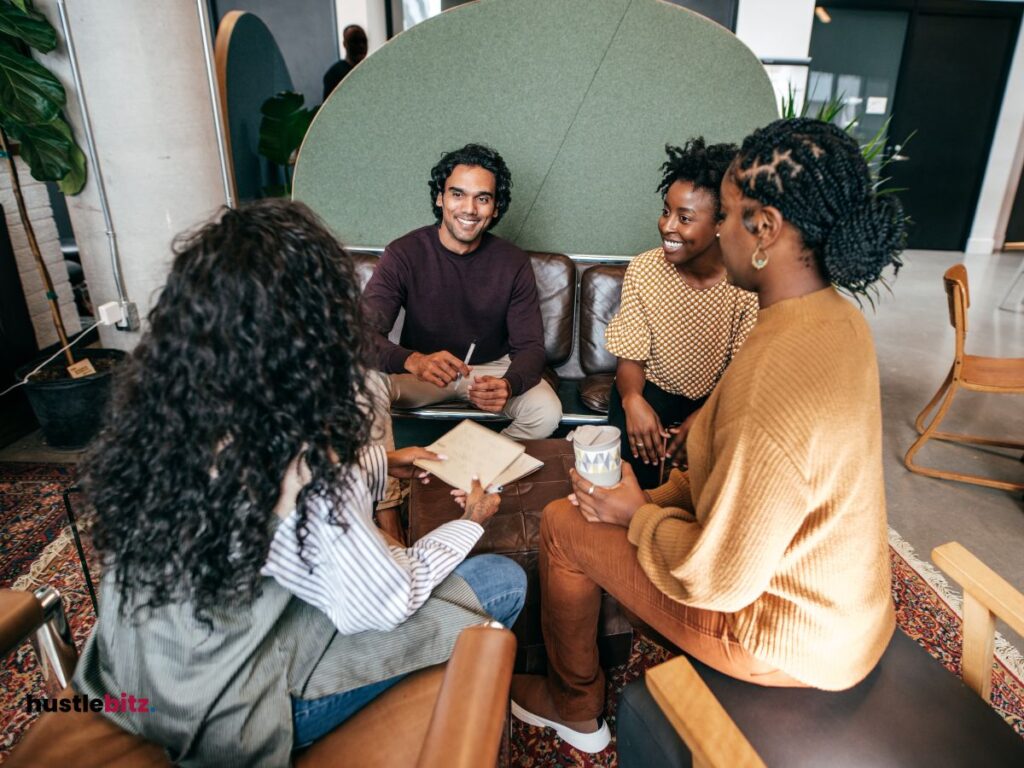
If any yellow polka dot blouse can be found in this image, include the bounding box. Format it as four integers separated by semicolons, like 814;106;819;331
605;248;759;399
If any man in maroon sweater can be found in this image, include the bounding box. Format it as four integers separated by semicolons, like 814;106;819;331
362;143;561;439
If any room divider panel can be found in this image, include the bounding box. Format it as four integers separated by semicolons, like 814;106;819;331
292;0;777;256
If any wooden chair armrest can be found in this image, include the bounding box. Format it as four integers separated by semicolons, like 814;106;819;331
416;624;516;768
932;541;1024;701
0;588;44;658
645;656;765;768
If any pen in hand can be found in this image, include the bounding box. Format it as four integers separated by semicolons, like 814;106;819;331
454;340;476;388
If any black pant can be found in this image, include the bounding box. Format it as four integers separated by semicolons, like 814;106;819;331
606;379;705;490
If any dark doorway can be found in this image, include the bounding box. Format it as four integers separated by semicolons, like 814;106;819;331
1005;163;1024;247
0;205;41;447
809;1;1021;251
887;9;1019;250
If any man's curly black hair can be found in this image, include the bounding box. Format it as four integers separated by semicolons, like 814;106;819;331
657;137;738;220
81;199;372;618
428;143;512;228
730;118;906;296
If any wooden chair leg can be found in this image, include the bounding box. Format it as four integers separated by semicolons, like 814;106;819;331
914;368;953;434
905;378;960;473
906;381;1024;491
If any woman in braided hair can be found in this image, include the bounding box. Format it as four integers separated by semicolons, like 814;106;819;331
509;118;906;753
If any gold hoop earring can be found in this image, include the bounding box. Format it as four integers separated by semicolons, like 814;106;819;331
751;242;769;270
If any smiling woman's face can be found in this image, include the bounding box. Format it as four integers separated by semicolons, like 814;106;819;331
657;180;719;268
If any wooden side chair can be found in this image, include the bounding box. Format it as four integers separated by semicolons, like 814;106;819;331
616;541;1024;767
904;264;1024;492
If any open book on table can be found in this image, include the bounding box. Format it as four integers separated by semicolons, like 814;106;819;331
413;419;544;492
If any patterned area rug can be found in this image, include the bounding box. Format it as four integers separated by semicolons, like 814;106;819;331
508;531;1024;766
0;463;76;587
1;460;1022;764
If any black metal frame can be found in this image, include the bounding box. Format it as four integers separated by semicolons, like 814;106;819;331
61;485;98;615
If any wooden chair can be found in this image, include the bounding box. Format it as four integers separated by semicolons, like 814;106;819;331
617;541;1024;767
904;264;1024;491
1;587;515;767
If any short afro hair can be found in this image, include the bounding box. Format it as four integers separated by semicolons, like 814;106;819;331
657;138;738;220
429;143;512;229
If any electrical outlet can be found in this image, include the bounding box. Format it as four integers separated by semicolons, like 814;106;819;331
97;301;123;326
116;301;140;331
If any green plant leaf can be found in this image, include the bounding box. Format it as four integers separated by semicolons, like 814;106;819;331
56;138;85;194
50;116;85;194
0;38;64;123
0;2;57;52
258;91;312;166
9;1;29;13
4;115;72;181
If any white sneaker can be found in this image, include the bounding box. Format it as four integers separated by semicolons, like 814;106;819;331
510;699;612;753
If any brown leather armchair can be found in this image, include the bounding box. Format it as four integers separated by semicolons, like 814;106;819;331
1;587;515;767
577;264;626;414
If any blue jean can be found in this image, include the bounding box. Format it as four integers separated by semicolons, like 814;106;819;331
292;553;526;748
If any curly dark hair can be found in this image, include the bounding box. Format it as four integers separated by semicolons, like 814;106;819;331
657;137;738;220
731;117;906;295
428;143;512;227
81;199;372;618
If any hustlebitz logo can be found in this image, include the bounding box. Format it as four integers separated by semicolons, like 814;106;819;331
25;692;155;714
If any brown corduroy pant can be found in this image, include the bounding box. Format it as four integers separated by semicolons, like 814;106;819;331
539;499;807;720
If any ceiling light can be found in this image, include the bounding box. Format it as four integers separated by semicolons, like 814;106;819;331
815;7;832;24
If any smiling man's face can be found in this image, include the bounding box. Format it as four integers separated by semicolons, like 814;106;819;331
435;164;497;254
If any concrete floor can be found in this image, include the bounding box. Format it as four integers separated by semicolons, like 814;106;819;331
868;249;1024;648
3;247;1023;639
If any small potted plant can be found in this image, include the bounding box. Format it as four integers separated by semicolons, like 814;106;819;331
1;0;123;448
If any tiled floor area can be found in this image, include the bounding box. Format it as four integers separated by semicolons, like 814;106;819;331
3;248;1023;640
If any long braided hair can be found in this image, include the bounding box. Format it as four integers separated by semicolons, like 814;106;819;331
731;118;906;296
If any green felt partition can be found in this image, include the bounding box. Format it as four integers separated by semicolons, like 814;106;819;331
293;0;777;256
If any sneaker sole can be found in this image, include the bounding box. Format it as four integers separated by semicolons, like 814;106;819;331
510;700;611;753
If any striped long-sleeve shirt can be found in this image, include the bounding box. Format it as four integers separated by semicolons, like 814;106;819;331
260;444;483;634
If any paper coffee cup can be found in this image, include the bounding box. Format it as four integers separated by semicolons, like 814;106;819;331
572;425;622;487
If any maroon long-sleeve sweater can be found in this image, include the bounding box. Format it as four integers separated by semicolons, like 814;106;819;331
361;225;546;396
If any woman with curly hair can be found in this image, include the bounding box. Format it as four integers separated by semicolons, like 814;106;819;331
605;138;758;488
510;119;905;753
72;199;525;765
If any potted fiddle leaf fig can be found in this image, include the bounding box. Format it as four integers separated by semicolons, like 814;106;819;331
0;0;123;448
257;91;315;196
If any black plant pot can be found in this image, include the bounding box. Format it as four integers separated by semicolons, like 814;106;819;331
17;348;126;450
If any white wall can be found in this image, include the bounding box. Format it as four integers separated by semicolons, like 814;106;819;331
335;0;387;56
735;0;815;114
35;0;229;351
735;0;815;58
966;19;1024;254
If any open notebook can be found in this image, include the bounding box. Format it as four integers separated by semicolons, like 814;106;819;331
413;420;544;492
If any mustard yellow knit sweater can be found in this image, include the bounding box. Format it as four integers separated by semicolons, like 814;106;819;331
627;287;895;690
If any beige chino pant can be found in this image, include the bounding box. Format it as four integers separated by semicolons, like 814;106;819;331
389;355;562;441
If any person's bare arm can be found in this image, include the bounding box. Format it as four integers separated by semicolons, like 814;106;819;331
616;358;668;465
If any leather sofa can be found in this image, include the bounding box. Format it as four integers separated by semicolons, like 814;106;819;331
352;250;627;424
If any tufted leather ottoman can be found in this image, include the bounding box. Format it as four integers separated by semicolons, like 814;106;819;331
409;438;633;673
